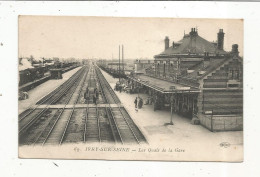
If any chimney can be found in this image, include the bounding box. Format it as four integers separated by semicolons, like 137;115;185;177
217;29;225;50
172;41;175;48
189;27;198;37
165;36;169;50
232;44;239;56
189;28;193;35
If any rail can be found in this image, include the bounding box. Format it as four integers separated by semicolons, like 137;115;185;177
94;68;102;143
19;67;84;122
31;67;87;145
60;67;90;145
95;65;141;144
40;67;88;145
83;67;102;143
95;65;123;144
19;67;86;136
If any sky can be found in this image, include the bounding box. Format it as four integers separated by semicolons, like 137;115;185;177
19;16;243;60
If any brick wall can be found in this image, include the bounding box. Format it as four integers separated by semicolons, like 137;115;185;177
198;113;243;131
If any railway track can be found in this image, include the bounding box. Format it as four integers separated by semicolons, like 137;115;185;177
83;67;101;142
95;66;120;104
19;67;86;120
95;65;147;145
19;66;88;141
84;107;101;143
83;68;114;143
19;63;147;146
35;66;89;145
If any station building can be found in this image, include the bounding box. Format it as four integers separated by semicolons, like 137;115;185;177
128;28;243;131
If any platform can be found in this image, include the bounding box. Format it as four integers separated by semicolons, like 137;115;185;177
19;75;51;92
100;68;243;161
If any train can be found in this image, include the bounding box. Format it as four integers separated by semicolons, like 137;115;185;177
19;61;79;86
19;66;46;86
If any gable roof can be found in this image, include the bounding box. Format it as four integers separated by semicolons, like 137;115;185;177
180;55;242;81
155;34;227;58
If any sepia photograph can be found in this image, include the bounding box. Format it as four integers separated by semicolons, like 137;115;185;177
18;16;243;161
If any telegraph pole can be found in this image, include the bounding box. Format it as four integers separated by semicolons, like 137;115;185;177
119;45;121;83
122;45;124;75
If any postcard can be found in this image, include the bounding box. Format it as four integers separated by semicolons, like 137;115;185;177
18;16;243;161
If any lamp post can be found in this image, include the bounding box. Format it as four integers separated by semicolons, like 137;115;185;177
165;93;174;126
170;102;174;125
170;93;174;125
137;84;140;98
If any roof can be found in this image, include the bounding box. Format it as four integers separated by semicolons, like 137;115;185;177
134;59;154;64
108;62;127;66
180;55;239;80
19;58;34;71
134;68;146;74
128;75;200;93
155;34;227;58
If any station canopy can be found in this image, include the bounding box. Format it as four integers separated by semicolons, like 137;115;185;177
128;75;200;93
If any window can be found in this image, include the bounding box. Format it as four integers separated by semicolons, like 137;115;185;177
229;68;240;80
228;83;239;88
176;60;180;69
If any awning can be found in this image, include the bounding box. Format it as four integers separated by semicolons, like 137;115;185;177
127;75;200;94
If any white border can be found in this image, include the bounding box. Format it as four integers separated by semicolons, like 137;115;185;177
0;1;260;177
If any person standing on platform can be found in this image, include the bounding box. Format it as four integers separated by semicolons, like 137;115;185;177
96;89;99;99
134;97;138;108
86;87;89;96
154;97;158;111
84;88;89;104
138;98;143;109
93;95;97;105
119;84;122;93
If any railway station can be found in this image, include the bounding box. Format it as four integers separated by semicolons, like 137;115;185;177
18;26;243;150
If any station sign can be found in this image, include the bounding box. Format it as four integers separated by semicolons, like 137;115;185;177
205;110;213;115
176;86;190;90
169;86;176;90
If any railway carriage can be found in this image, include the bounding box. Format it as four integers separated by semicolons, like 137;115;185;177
19;66;46;86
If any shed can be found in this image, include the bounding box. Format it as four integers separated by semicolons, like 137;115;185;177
50;69;63;79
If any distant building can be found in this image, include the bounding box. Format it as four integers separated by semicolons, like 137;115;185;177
97;59;134;78
134;59;154;74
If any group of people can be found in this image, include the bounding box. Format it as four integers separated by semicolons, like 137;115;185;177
144;96;154;105
134;97;143;110
84;87;99;104
114;78;132;93
114;81;128;93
